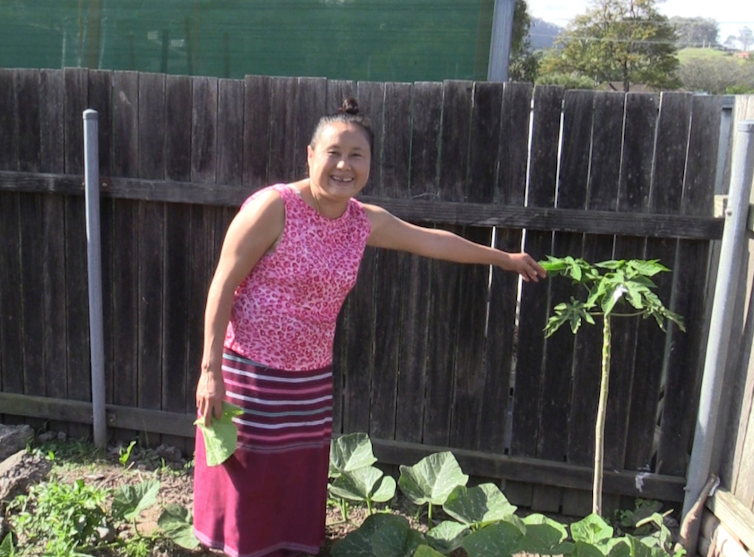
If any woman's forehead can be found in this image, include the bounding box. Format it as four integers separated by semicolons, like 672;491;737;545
317;122;370;148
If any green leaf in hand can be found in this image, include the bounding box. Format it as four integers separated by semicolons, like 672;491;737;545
194;401;245;467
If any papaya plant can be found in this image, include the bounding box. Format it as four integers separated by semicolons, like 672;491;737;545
539;257;685;516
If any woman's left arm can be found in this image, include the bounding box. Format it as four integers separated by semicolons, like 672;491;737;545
364;204;546;282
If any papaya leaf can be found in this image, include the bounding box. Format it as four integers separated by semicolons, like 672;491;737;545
398;451;468;507
626;260;669;277
595;260;626;270
462;521;524;557
111;480;160;522
426;521;469;554
571;513;614;544
194;401;245;467
330;433;378;478
157;504;200;549
443;483;516;527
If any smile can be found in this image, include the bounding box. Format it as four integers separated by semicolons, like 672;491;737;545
330;175;354;183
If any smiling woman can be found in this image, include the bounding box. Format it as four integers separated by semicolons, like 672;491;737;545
192;98;546;557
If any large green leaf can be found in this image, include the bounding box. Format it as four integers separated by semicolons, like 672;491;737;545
413;545;446;557
332;514;418;557
398;451;469;507
194;401;245;467
462;521;524;557
443;483;516;527
157;504;200;549
426;521;469;554
111;480;160;521
571;513;614;544
329;466;396;503
330;433;378;478
518;513;572;555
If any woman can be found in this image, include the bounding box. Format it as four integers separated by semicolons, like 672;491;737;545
194;99;546;557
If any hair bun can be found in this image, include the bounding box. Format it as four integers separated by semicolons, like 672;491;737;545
341;98;360;116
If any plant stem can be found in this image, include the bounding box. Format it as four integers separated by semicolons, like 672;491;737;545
593;315;611;516
428;503;433;526
367;499;373;515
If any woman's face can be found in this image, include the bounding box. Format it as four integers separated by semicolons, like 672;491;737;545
307;122;371;203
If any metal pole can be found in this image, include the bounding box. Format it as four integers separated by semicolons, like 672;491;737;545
683;121;754;526
488;0;515;82
84;109;107;449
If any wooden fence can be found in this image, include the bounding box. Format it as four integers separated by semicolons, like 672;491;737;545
0;68;729;515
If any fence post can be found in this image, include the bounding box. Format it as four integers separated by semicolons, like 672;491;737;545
84;109;107;449
683;121;754;535
487;0;514;81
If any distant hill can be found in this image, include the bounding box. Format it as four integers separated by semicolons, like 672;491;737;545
529;18;563;51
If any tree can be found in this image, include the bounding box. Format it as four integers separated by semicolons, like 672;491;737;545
538;0;681;92
508;0;540;82
541;257;684;516
680;56;754;94
740;26;754;51
670;16;719;48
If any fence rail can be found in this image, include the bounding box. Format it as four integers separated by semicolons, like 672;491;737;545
0;67;730;515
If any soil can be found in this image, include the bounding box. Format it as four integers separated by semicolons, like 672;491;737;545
1;438;442;557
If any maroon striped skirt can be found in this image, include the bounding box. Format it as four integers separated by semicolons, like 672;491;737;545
193;350;332;557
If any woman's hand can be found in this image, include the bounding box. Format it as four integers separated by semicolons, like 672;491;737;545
196;370;226;427
500;252;547;282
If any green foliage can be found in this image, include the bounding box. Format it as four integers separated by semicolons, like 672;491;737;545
538;0;681;91
0;534;15;557
462;521;524;557
540;257;684;337
118;440;137;467
194;401;245;467
6;474;198;556
328;433;396;516
397;451;468;523
111;480;160;522
443;484;517;529
331;514;422;557
330;432;379;478
157;504;200;550
8;479;112;556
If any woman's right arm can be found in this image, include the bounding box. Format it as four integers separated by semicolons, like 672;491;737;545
196;190;285;426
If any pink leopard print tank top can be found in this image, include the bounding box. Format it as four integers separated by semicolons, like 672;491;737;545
224;184;371;370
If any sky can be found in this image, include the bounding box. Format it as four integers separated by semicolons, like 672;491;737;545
526;0;753;45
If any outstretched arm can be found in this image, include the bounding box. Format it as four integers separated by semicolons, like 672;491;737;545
364;204;546;282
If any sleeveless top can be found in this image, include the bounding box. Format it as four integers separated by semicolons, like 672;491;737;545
224;183;372;370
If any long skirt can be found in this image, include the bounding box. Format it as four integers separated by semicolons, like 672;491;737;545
193;350;333;557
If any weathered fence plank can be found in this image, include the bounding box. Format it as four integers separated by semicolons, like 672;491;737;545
624;92;690;472
294;77;327;179
243;75;271;191
658;95;722;476
111;72;140;417
512;84;564;510
63;68;91;442
370;81;412;440
478;82;532;454
423;80;473;447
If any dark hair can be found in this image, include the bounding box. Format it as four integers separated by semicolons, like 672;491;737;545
309;98;374;153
